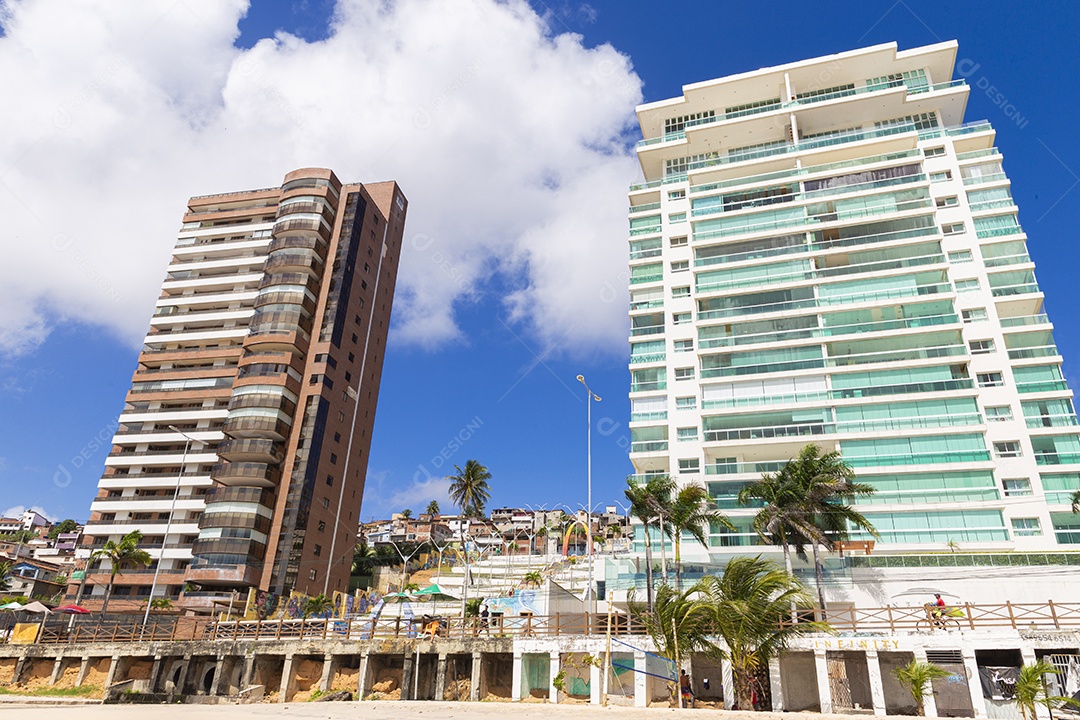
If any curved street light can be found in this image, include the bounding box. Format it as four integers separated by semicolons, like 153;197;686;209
576;374;601;617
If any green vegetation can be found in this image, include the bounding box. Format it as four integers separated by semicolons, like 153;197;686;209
893;659;950;716
302;594;334;618
448;459;492;518
89;530;151;617
624;474;676;609
47;519;79;539
668;482;734;588
400;508;413;519
0;685;99;697
1014;661;1080;720
426;500;440;516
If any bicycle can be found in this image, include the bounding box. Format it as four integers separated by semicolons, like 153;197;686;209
917;603;961;631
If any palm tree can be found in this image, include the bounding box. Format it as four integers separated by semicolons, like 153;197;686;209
625;475;675;609
426;500;440;517
351;542;377;576
0;558;13;590
303;594;334;618
755;444;878;615
400;508;413;520
1071;489;1080;514
628;580;721;705
667;483;734;588
90;530;151;618
738;466;810;579
699;556;828;710
1013;661;1079;720
893;659;950;716
448;460;492;518
522;570;543;588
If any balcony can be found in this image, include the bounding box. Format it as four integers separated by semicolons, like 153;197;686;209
204;485;277;505
253;291;316;315
217;437;285;463
1008;346;1059;361
630;441;669;453
243;329;307;353
843;450;992;467
1026;415;1080;429
272;217;329;240
704;421;832;443
184;562;262;586
210;462;280;488
268;235;327;254
227;392;297;417
223;416;291;440
264;252;323;275
1016;380;1069;394
629;353;666;365
258;272;321;292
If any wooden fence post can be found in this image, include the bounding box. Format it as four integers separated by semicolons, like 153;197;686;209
1048;599;1060;629
1006;601;1016;629
965;602;975;630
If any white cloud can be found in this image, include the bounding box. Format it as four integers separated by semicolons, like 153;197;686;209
0;0;641;358
1;505;58;522
361;471;452;520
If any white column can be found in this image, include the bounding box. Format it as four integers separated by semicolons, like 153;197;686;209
590;660;601;705
865;651;886;716
511;651;523;702
814;650;833;714
549;652;560;704
634;650;648;708
913;649;938;718
963;649;988;718
768;657;783;711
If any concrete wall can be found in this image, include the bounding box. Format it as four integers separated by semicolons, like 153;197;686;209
780;652;819;711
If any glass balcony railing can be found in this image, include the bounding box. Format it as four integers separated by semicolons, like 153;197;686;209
697;297;818;321
1026;415;1080;429
956;148;1001;162
1007;345;1059;360
630;441;669;453
1035;453;1080;466
704;422;832;442
629;353;667;365
701;391;830;410
629;273;663;285
700;358;826;379
629;202;662;213
963;173;1008;186
835;413;983;433
629;324;664;336
977;225;1023;239
831;378;975;399
699;314;959;350
1000;314;1049;328
629;225;662;237
826;344;967;367
706;461;789;475
630;381;667;392
1016;380;1069;394
817;282;953;307
629;248;663;260
629;299;665;311
991;283;1041;297
630;411;668;422
968;199;1017;213
983;253;1031;268
844;450;992;467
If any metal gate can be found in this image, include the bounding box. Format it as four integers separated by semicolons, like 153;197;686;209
827;655;854;710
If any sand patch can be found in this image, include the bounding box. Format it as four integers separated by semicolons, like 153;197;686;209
329;666;358;693
444;677;470;701
0;658;16;685
15;659;59;692
53;662;81;690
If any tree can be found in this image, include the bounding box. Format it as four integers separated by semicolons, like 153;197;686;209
522;570;543;588
400;508;413;520
302;594;334;618
667;483;734;588
738;466;810;579
426;500;440;516
89;530;151;618
699;556;828;710
625;474;676;609
628;580;721;705
1071;489;1080;514
47;519;79;540
448;460;492;518
1013;661;1079;720
351;542;378;576
768;442;876;617
0;559;12;590
148;597;173;611
893;659;950;716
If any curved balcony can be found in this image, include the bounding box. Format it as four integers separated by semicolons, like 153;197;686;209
203;485;277;506
264;252;323;275
275;201;334;221
198;511;272;534
217;437;285;464
250;309;312;332
272;217;329;240
268;235;327;254
227;392;297;417
223;416;291;441
210;461;280;488
258;272;321;293
243;329;307;354
184;559;262;586
253;291;316;315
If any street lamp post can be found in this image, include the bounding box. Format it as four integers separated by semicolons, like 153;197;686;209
576;374;601;618
143;425;204;626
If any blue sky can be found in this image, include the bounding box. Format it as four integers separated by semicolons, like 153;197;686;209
1;0;1079;524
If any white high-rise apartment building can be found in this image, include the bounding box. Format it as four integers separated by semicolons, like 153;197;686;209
627;42;1080;558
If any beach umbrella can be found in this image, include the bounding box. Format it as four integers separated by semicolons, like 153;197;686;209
0;601;23;611
414;584;458;613
54;605;91;614
21;601;51;614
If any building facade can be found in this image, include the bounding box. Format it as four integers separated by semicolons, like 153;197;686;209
627;42;1080;555
76;168;407;609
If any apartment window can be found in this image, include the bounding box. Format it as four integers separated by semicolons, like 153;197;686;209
670;341;692;354
309;569;318;581
338;411;346;422
334;432;341;442
930;170;953;182
985;406;1013;422
326;474;334;487
317;521;326;532
313;544;322;557
676;427;699;442
668;190;686;200
322;497;331;509
1002;478;1032;497
943;222;966;235
924;146;947;158
674;367;695;380
330;453;338;464
673;312;692;325
678;458;700;473
669;212;687;223
352;333;359;343
670;236;688;247
670;260;689;273
955;278;981;293
676;396;697;410
969;339;995;355
993;441;1022;458
672;286;690;298
948;250;973;263
962;308;988;322
977;372;1005;387
1011;517;1042;537
936;196;959;208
